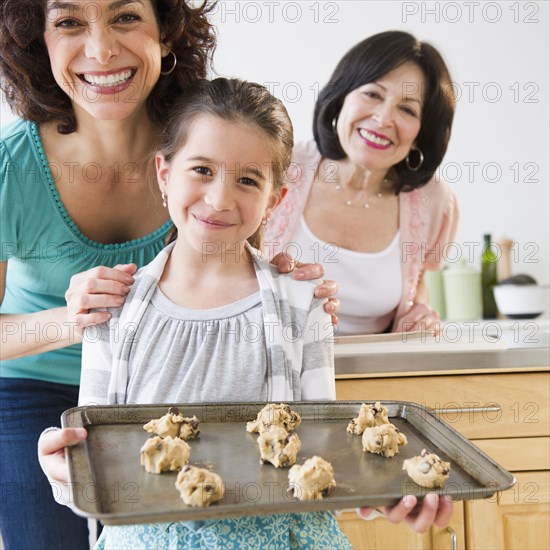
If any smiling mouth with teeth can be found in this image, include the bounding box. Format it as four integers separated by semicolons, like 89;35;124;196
358;129;392;148
79;69;136;88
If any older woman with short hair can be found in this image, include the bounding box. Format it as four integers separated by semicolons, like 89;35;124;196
267;31;459;335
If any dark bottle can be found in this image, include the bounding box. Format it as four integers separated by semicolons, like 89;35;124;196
481;234;498;319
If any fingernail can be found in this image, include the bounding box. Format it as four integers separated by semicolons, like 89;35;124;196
294;271;304;279
429;494;439;507
402;495;415;508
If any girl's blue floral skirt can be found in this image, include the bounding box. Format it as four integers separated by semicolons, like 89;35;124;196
96;511;352;549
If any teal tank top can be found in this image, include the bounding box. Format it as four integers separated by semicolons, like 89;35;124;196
0;119;173;384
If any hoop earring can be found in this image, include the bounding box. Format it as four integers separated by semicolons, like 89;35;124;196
331;116;339;133
160;51;177;76
162;192;167;208
405;146;424;172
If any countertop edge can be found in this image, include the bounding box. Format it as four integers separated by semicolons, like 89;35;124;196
334;347;550;377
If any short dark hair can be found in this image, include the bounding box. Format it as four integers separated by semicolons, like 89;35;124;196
313;31;455;193
0;0;217;134
160;78;294;249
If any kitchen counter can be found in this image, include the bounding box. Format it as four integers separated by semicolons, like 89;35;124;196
335;318;550;377
335;345;550;378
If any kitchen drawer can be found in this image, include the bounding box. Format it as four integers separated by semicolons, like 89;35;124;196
336;372;549;439
474;437;550;471
498;470;550;506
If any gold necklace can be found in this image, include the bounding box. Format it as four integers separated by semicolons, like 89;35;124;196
334;179;388;209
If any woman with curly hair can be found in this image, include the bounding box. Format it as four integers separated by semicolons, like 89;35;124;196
0;2;215;547
0;2;334;547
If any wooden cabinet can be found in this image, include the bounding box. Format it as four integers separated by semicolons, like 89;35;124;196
465;471;550;550
336;372;549;440
335;367;550;549
337;506;465;550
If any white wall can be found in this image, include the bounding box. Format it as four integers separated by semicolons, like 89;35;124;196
2;1;548;283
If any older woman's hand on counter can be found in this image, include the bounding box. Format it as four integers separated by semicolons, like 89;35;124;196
394;303;441;334
359;493;453;533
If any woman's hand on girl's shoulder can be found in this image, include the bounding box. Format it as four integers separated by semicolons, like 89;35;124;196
359;494;453;533
65;264;137;334
270;252;339;324
38;427;87;484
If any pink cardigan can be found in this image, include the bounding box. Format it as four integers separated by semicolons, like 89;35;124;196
265;141;459;331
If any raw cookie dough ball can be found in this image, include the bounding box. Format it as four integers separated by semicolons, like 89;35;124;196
347;402;390;435
258;426;301;468
175;465;224;507
362;424;408;458
246;403;301;434
143;407;200;440
288;456;336;501
403;449;451;488
140;436;190;474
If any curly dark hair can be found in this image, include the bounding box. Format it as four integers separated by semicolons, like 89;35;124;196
0;0;217;134
314;31;455;193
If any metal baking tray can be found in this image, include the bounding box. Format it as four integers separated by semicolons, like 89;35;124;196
62;401;515;525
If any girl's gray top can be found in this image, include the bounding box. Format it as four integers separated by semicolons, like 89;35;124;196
80;241;335;407
125;287;268;404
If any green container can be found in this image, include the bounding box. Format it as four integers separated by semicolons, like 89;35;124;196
442;260;482;321
425;269;446;320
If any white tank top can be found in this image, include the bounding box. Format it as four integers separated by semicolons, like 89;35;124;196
290;216;402;335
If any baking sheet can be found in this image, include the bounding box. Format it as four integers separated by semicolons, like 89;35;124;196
62;401;515;525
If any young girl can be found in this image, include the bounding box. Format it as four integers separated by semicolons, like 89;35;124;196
73;78;351;549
